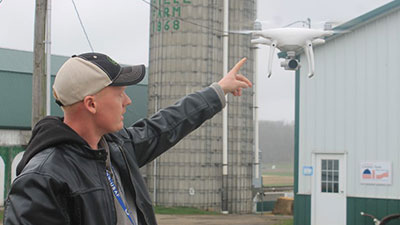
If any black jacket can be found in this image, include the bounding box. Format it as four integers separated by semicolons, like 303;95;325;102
4;86;223;225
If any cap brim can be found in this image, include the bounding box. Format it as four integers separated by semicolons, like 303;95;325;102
110;65;145;86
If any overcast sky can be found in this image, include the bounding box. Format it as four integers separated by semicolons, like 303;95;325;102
0;0;392;121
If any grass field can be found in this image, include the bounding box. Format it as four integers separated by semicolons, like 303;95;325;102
261;162;294;187
155;206;219;215
0;209;3;222
278;219;294;225
262;175;294;187
262;162;294;175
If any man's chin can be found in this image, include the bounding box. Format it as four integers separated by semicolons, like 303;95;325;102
117;122;124;131
108;123;124;133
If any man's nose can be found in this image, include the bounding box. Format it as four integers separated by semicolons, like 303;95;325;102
124;92;132;106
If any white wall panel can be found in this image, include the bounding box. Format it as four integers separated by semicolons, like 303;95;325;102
0;130;30;146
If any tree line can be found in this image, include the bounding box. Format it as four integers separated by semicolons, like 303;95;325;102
259;120;294;164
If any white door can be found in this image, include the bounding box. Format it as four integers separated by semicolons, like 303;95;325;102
312;154;346;225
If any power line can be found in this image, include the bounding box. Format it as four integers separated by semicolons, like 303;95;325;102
71;0;94;52
70;0;249;53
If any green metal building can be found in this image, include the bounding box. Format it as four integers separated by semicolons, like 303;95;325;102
0;48;148;205
294;1;400;225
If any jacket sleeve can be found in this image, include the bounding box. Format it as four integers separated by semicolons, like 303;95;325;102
125;86;224;167
3;173;67;225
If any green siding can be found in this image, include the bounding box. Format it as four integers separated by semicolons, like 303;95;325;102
124;84;148;125
347;197;400;225
292;196;400;225
0;71;71;129
0;146;24;200
256;201;276;212
294;194;311;225
294;67;303;225
294;69;300;194
0;71;147;128
0;71;34;128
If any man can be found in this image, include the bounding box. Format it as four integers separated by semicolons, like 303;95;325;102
3;52;252;225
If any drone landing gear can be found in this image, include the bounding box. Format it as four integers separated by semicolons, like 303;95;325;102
267;40;277;78
304;40;315;78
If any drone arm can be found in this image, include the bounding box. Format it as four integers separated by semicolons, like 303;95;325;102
267;40;277;78
251;38;272;45
252;31;265;38
304;40;315;78
312;38;325;46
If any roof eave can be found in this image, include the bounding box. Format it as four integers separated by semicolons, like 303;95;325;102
327;0;400;41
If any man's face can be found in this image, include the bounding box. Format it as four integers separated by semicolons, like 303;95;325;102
93;86;132;133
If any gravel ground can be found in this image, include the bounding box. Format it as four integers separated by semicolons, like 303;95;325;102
0;212;292;225
156;213;293;225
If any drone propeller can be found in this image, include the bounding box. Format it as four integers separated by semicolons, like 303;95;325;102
231;28;349;36
228;30;256;35
313;20;343;28
253;19;276;29
311;20;351;34
254;19;275;25
251;38;272;45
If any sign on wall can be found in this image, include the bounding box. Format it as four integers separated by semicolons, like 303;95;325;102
360;161;392;185
302;166;313;176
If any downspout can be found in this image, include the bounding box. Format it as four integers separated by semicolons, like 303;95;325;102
221;0;229;214
45;0;52;115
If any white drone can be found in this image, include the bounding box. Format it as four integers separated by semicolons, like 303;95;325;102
250;27;334;78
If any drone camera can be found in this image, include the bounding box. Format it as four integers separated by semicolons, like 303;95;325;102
281;58;301;70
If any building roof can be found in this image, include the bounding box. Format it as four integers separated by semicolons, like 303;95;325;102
0;47;69;75
277;1;400;59
329;0;400;41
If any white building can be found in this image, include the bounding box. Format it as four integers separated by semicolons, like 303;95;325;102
294;1;400;225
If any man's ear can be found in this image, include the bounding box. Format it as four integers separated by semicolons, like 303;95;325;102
83;96;96;114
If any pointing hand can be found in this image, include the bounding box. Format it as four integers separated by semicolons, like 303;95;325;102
218;58;252;96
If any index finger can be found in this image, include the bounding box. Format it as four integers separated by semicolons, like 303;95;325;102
231;58;247;73
236;74;253;87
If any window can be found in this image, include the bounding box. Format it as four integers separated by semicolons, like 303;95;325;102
321;159;339;193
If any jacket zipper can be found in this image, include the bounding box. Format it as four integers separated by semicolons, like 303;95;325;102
118;145;150;225
102;161;118;225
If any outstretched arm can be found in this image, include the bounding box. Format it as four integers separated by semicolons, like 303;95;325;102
125;58;252;167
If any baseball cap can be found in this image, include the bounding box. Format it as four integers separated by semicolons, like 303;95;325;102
53;52;145;106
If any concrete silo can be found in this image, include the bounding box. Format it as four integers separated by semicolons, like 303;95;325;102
146;0;256;213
